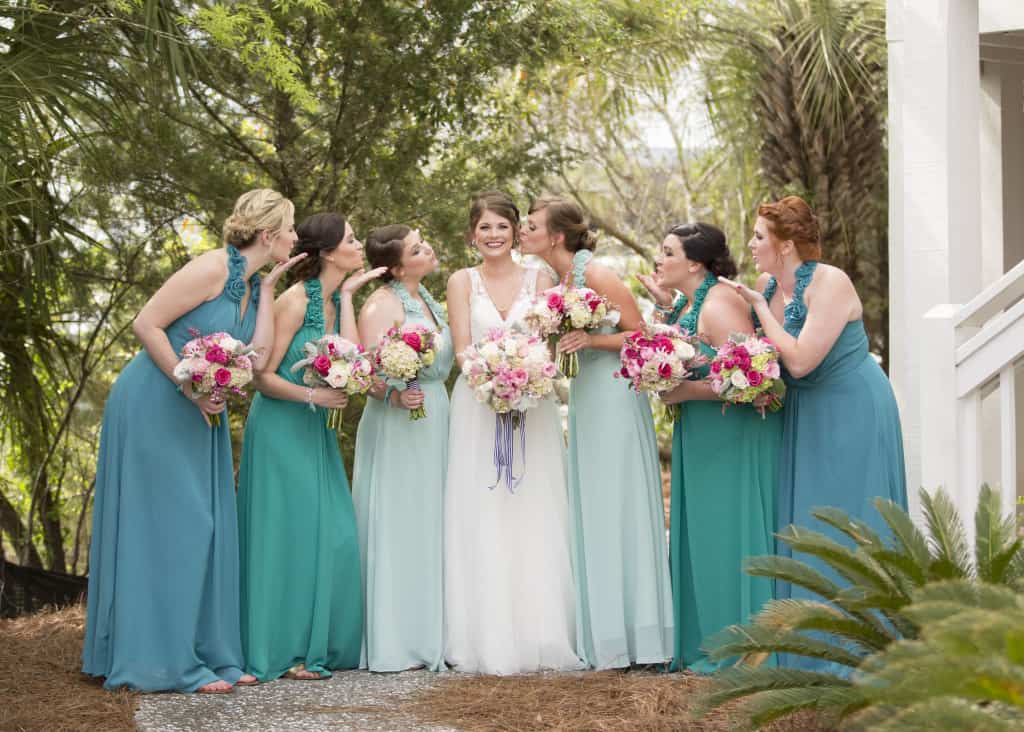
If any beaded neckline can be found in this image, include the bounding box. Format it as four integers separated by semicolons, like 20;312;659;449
390;280;448;329
667;271;717;333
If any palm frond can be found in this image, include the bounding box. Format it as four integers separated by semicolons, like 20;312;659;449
919;489;973;579
974;484;1019;584
747;598;893;653
703;624;863;668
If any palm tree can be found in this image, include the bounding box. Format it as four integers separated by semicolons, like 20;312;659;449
698;485;1024;729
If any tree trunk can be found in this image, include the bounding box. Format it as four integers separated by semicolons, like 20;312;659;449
0;491;43;568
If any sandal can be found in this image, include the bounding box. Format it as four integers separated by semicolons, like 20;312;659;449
283;664;329;681
235;674;259;687
196;679;233;694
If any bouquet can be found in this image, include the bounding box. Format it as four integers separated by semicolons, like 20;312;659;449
461;328;558;492
374;323;441;420
708;333;786;416
291;334;375;429
615;324;709;420
524;284;618;378
173;330;258;427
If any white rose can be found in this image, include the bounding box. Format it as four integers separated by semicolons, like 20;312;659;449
479;342;500;359
324;364;350;389
730;370;749;389
675;341;696;360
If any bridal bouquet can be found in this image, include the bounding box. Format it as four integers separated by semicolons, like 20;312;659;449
461;328;558;492
374;323;441;420
291;334;374;429
524;284;618;378
173;330;258;427
615;324;708;420
708;333;786;416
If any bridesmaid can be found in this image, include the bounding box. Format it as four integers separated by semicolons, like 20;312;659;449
521;195;673;669
723;196;908;671
237;213;384;681
638;223;780;673
352;225;452;672
83;189;301;692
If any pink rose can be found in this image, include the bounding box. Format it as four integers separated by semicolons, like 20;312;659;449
214;368;232;387
191;373;204;383
733;346;749;359
724;358;736;370
747;370;764;386
510;368;529;387
205;346;228;364
710;360;722;374
766;362;781;379
546;293;565;312
234;355;253;371
619;367;630;378
658;362;673;379
327;342;336;354
313;355;332;376
542;362;557;378
653;336;675;353
402;331;423;352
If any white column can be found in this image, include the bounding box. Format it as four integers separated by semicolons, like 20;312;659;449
890;0;983;516
980;62;1004;285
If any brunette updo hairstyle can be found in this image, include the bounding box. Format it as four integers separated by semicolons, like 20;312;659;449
529;195;597;253
365;224;412;283
222;188;294;249
668;223;738;279
468;190;520;237
288;212;347;282
757;196;823;261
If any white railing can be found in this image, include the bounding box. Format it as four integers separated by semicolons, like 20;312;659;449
920;257;1024;534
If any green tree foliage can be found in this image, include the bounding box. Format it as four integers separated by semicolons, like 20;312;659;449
698;485;1024;729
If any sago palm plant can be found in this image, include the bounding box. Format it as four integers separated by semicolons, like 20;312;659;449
697;485;1024;729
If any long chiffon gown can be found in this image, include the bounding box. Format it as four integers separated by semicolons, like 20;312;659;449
83;245;258;692
237;278;363;680
352;282;452;671
759;260;907;672
667;273;780;673
565;250;674;670
444;266;583;675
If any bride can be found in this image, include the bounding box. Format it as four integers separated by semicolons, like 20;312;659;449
444;190;583;674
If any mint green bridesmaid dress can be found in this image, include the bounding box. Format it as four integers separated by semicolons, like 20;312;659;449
83;245;257;692
351;282;452;671
566;250;674;669
237;278;362;680
758;261;907;673
667;274;780;673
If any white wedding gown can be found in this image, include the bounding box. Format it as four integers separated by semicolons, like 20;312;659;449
444;266;583;675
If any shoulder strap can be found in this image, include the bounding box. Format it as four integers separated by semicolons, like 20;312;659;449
302;279;325;330
571;250;593;288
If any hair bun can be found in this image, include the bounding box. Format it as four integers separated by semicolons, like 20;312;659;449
223;215;257;247
579;229;598;252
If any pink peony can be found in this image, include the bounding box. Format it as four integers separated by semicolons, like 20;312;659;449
205;346;228;364
214;368;232;387
402;331;423;352
313;355;332;376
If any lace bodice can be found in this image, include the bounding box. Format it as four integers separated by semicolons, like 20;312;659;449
467;266;539;342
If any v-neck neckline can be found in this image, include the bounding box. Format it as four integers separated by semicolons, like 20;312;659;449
476;267;526;323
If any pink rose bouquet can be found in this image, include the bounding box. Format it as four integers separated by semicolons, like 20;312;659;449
460;328;557;492
374;323;441;420
524;284;618;378
173;330;258;427
615;324;708;420
707;333;786;416
291;334;374;429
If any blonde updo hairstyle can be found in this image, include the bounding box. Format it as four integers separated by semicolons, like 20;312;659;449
528;195;597;253
222;188;295;249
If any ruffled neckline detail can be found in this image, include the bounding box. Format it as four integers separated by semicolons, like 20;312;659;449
391;280;448;328
571;250;593;287
758;260;817;336
668;271;717;333
225;245;260;311
303;278;342;332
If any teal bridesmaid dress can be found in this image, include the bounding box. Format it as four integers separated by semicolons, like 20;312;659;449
566;250;674;669
237;278;363;680
351;282;452;672
82;245;258;692
667;274;780;673
759;261;907;672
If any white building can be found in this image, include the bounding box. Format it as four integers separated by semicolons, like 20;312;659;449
887;0;1024;530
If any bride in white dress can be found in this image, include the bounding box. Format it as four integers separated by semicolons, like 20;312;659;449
444;191;582;675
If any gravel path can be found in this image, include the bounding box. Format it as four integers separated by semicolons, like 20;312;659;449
135;670;456;732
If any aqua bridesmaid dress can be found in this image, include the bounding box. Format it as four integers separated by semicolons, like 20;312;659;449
566;250;674;669
351;282;452;671
82;245;258;692
759;260;907;672
237;278;363;680
667;273;780;673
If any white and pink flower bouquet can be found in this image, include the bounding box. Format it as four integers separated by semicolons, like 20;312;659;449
173;330;258;427
291;334;375;429
707;333;786;416
615;324;708;420
461;328;558;492
374;323;441;420
524;285;618;378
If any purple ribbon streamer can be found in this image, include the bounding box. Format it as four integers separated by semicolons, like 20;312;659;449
489;410;526;494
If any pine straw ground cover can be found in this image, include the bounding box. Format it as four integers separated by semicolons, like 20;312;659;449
401;671;825;732
0;604;136;732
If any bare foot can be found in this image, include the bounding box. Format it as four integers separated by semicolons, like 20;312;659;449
196;679;233;694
